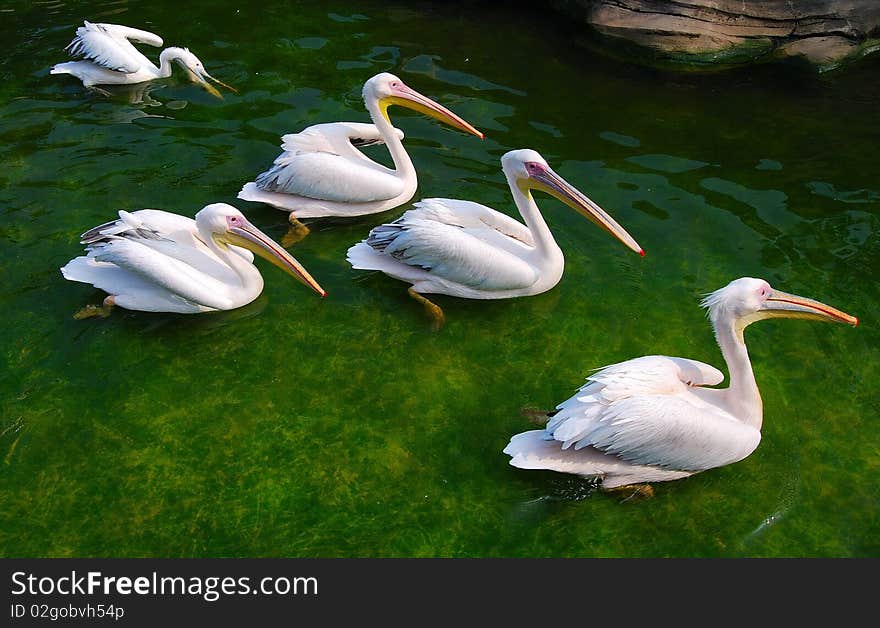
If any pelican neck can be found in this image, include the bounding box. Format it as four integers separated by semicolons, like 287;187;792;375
155;49;179;78
712;313;763;430
199;228;255;289
505;172;561;262
364;96;416;182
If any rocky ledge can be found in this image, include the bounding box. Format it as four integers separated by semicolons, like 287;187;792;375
551;0;880;70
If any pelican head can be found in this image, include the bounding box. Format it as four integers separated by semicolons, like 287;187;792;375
364;72;483;139
168;47;237;98
502;149;644;256
701;277;858;328
195;203;325;297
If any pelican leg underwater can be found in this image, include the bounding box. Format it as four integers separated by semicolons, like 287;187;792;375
281;214;311;247
73;295;116;320
407;286;445;331
607;483;654;502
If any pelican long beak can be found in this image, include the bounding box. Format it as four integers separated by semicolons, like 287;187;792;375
185;67;236;99
222;219;326;298
382;83;483;139
526;166;644;256
203;71;238;94
760;289;858;325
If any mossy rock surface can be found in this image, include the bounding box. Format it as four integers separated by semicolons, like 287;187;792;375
551;0;880;71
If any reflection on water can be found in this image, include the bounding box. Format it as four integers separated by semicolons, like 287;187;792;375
103;82;167;107
545;476;603;502
627;153;710;174
508;477;601;530
600;130;641;147
109;295;271;337
529;121;563;138
403;54;527;96
328;12;369;23
809;181;880;204
756;158;783;171
740;474;799;548
0;415;26;446
700;177;798;232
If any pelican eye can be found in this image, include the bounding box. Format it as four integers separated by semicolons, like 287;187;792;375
525;162;543;175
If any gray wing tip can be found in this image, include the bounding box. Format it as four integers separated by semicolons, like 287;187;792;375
364;224;402;252
254;164;288;192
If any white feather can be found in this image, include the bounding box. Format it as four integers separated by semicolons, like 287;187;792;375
254;150;404;203
361;216;539;293
280;122;404;157
62;21;160;73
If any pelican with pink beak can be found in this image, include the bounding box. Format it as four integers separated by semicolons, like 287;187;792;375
503;277;858;498
346;149;643;328
61;203;325;317
238;72;484;241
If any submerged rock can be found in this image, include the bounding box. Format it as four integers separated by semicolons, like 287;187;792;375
551;0;880;71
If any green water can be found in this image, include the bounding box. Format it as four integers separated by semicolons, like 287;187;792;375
1;0;877;558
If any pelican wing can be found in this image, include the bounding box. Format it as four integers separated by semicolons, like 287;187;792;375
81;209;253;272
254;151;404;203
94;23;163;47
582;355;724;398
80;209;193;245
62;254;202;313
409;198;535;247
365;216;539;291
280;122;404;159
64;21;160;73
84;237;236;311
543;355;756;472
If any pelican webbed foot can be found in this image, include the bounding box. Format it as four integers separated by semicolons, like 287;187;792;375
281;214;311;247
73;296;115;320
605;483;655;503
408;287;445;331
520;406;552;425
87;85;113;98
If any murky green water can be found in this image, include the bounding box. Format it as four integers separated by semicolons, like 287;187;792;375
1;0;877;557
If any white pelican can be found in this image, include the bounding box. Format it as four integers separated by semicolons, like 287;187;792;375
503;277;858;497
237;72;483;239
346;149;644;328
61;203;325;318
50;21;235;97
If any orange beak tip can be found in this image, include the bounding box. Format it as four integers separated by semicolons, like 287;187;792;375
639;249;646;257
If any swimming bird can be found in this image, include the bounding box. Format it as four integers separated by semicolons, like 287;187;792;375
503;277;858;497
238;72;483;241
50;21;235;98
61;203;325;317
346;149;643;328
